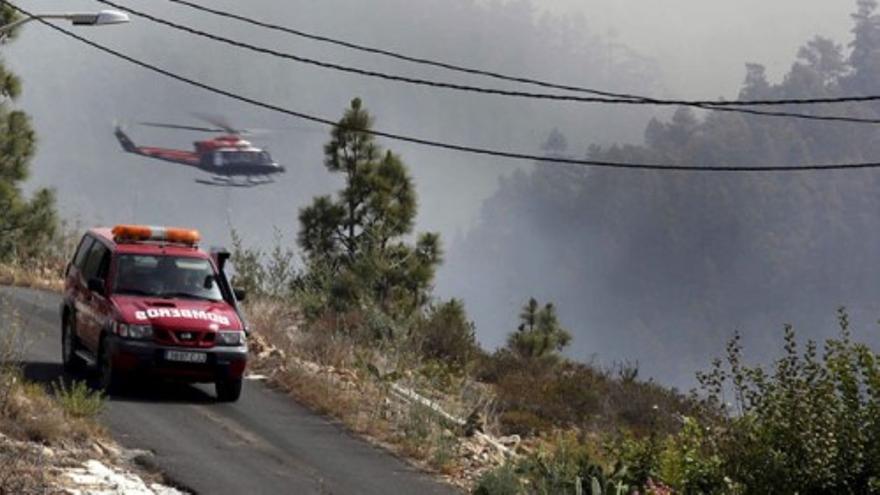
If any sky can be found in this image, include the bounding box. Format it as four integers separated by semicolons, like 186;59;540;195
5;0;665;241
534;0;853;97
5;1;860;237
4;0;863;233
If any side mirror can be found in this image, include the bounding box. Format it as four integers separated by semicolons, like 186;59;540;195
87;277;106;295
210;248;231;273
233;288;246;302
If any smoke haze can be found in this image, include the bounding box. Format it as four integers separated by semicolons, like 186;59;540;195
7;0;870;387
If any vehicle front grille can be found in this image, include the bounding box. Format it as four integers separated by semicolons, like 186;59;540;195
154;328;215;348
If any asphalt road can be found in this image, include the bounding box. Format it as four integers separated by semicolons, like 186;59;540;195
0;286;458;495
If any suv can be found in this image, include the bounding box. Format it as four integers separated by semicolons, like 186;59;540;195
61;225;248;402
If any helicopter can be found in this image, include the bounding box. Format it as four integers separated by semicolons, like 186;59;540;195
114;114;286;187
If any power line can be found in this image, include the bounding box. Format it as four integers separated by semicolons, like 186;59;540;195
12;2;880;172
155;0;880;115
87;0;703;106
162;0;645;101
95;0;880;125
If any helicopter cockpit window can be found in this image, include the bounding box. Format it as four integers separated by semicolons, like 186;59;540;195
218;151;271;165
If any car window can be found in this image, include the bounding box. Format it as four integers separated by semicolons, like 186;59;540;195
81;242;110;281
72;236;94;270
96;248;111;280
114;254;223;301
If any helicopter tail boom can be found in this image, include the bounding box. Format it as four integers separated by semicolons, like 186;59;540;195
115;126;138;153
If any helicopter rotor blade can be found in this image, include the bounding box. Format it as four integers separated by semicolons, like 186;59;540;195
192;112;241;134
236;128;274;137
139;122;226;133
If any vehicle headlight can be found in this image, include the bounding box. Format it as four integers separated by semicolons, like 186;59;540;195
116;323;153;340
216;331;245;346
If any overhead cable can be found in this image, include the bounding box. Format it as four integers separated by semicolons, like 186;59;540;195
13;3;880;172
157;0;880;109
93;0;880;125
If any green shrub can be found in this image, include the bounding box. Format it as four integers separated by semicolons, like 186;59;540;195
412;299;479;369
655;417;728;494
613;432;661;490
516;432;631;495
430;430;458;474
498;410;551;437
507;298;571;360
417;359;465;395
494;363;601;435
481;346;694;438
52;380;103;418
230;229;267;298
519;432;594;494
473;463;525;495
475;348;523;384
400;402;433;444
690;308;880;494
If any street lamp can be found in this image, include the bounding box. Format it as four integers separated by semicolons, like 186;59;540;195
0;9;129;35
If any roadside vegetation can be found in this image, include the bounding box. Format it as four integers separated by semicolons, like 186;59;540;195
0;4;65;292
471;309;880;494
0;298;109;492
230;97;880;494
230;98;701;490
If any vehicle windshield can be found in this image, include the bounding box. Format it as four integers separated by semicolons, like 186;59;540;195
113;254;223;301
220;150;271;165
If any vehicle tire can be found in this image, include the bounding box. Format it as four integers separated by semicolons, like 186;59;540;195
97;337;122;395
215;377;242;402
61;315;84;374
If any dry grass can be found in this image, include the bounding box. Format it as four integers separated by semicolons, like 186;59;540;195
0;305;115;494
0;262;64;293
0;373;107;451
245;297;700;491
1;377;67;444
273;364;389;435
0;220;80;294
0;435;50;494
268;356;472;479
0;302;106;448
245;299;501;487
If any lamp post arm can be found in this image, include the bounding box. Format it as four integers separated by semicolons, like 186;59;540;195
0;15;36;35
0;11;128;35
0;14;75;35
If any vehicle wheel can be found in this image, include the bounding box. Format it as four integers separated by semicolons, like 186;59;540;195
61;316;84;374
215;377;242;402
97;337;122;395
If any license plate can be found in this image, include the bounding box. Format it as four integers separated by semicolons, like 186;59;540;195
165;350;207;363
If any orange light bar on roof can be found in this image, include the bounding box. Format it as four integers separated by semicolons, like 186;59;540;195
112;225;200;246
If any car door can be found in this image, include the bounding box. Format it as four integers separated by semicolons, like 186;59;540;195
76;240;111;351
90;249;116;349
68;236;94;345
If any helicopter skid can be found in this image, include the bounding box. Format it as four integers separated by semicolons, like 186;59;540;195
194;175;275;187
247;175;275;185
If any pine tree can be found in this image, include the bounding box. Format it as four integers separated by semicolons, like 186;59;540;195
507;298;572;359
297;98;441;319
0;5;57;262
848;0;880;93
